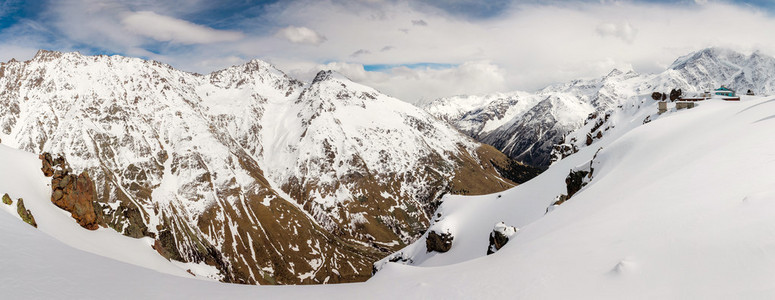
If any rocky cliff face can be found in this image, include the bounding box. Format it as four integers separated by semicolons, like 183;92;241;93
41;153;105;230
423;48;775;167
0;50;524;284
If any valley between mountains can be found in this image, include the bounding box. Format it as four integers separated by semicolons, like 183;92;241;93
0;50;534;284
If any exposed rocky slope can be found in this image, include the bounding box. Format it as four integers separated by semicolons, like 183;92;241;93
424;47;775;167
0;50;526;284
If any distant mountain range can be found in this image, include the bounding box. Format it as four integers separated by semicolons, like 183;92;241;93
423;47;775;167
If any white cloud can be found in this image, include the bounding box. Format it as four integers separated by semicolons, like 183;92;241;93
7;0;775;102
121;11;244;44
596;22;638;43
255;0;775;100
313;61;506;104
275;26;327;45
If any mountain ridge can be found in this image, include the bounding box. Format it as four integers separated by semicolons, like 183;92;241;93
0;49;529;284
423;47;775;167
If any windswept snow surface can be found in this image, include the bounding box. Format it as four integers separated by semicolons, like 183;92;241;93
3;95;775;298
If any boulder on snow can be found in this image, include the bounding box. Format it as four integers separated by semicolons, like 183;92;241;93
2;193;12;205
16;198;37;228
487;222;518;255
551;194;568;207
565;169;590;199
426;230;454;253
669;88;682;101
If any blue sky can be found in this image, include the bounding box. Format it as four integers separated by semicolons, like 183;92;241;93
2;0;775;102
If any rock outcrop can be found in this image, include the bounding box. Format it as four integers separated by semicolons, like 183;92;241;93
105;202;149;238
425;230;454;253
565;169;590;199
41;153;104;230
487;222;518;255
39;153;56;177
2;193;11;205
16;198;37;228
153;230;183;261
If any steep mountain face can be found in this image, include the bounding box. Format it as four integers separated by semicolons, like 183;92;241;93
669;47;775;93
0;50;524;284
424;47;775;167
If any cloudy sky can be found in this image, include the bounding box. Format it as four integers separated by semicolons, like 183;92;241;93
1;0;775;103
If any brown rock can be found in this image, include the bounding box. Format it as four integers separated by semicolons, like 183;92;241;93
16;199;37;228
50;170;103;230
52;189;63;201
565;169;590;199
39;153;54;177
58;175;71;189
425;230;453;253
2;193;12;205
153;230;183;261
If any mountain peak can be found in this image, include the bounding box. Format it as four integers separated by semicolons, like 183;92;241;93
605;68;624;78
669;47;745;70
31;49;72;63
311;69;353;85
312;70;334;83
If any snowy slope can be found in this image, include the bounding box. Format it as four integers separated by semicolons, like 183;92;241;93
0;145;213;279
424;47;775;167
3;92;775;299
374;94;775;298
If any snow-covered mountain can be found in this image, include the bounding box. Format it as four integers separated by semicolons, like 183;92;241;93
0;50;529;284
424;47;775;167
3;79;775;299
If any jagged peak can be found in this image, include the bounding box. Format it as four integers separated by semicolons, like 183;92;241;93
208;58;290;80
312;70;333;83
34;49;65;58
23;49;185;73
669;47;745;70
308;69;378;93
240;58;277;72
311;70;353;85
29;49;76;63
605;68;624;78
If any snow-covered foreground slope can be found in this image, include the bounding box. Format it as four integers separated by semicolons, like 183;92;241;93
375;95;775;298
0;145;216;280
3;96;775;298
